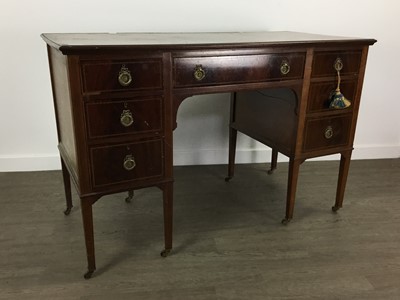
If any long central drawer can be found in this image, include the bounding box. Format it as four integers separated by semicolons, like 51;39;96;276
173;53;305;88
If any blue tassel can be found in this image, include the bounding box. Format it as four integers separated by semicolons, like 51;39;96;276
330;89;351;109
329;64;351;109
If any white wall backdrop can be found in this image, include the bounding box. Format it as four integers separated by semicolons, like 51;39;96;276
0;0;399;171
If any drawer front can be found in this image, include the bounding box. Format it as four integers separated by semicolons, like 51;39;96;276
174;53;305;87
81;59;162;94
303;115;352;152
307;80;357;112
90;140;163;187
311;50;362;78
86;97;162;139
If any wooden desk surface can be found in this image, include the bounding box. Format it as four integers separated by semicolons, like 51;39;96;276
41;31;376;53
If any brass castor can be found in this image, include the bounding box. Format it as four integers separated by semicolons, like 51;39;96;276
125;190;134;203
160;249;171;258
332;206;341;212
224;176;233;182
64;206;72;215
84;270;94;279
281;218;292;225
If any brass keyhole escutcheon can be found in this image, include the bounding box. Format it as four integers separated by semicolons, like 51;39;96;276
324;126;334;139
280;60;290;75
118;65;133;86
123;155;136;171
194;65;206;81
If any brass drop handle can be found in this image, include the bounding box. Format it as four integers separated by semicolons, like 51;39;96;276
123;154;136;171
329;58;351;109
324;126;334;139
120;109;134;127
334;58;343;72
194;65;206;81
280;60;290;75
118;65;133;86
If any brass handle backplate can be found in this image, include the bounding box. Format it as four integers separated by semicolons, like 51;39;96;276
194;65;206;81
280;60;291;75
324;126;334;139
118;65;133;86
123;154;136;171
120;109;134;127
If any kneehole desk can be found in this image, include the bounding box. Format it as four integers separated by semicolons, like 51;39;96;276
41;31;376;278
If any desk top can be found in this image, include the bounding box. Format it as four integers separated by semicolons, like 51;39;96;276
41;31;376;54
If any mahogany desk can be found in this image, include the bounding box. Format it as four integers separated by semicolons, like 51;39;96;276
41;32;376;278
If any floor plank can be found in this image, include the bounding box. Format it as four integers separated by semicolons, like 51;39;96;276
0;159;399;299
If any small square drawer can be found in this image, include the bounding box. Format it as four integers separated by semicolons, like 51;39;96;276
85;97;162;139
81;59;163;94
303;115;352;152
173;53;305;88
90;140;163;187
311;50;362;78
307;80;357;112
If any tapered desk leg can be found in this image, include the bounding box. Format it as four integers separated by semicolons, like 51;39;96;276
61;158;73;215
80;196;97;279
268;149;278;175
282;158;302;225
161;182;173;257
332;150;352;212
225;127;237;182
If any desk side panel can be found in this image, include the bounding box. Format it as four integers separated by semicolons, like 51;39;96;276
48;47;79;183
348;46;370;147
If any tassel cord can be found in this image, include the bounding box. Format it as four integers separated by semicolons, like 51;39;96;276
336;69;341;92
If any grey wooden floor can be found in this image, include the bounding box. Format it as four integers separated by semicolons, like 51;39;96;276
0;159;399;299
